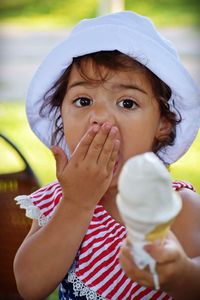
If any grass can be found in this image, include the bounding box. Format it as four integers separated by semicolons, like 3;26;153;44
0;0;199;28
126;0;200;27
48;289;58;300
0;0;98;28
0;101;200;192
0;102;56;185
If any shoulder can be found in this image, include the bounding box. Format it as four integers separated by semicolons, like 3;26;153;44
31;181;62;208
171;183;200;257
173;180;200;214
172;180;195;192
172;180;200;220
15;181;63;226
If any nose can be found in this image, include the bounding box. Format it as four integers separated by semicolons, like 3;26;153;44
89;104;115;126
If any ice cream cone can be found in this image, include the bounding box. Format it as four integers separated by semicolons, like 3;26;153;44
145;220;172;242
116;152;182;289
117;152;182;242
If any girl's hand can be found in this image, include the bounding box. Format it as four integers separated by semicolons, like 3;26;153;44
51;122;120;210
119;232;192;294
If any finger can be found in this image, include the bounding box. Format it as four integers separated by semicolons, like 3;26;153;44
107;139;120;172
145;238;179;264
86;122;112;162
98;126;118;166
120;242;134;263
51;145;68;178
72;124;100;160
119;245;136;276
120;244;153;284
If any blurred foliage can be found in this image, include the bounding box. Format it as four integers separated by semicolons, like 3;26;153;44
126;0;200;27
0;0;199;28
0;0;98;28
0;136;26;173
0;102;199;192
48;289;58;300
0;102;56;185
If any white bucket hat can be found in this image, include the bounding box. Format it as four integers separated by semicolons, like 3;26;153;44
26;11;200;164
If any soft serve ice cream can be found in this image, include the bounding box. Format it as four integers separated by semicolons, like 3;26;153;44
117;152;182;289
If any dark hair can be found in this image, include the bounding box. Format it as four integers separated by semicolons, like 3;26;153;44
40;50;181;159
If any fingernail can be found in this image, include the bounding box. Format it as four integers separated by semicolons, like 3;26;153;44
111;126;118;134
102;122;111;130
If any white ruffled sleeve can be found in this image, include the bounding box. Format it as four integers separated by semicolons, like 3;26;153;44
14;181;63;227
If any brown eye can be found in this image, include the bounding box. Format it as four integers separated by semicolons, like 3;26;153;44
73;97;92;107
118;99;138;110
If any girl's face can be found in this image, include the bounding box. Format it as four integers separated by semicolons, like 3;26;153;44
61;60;169;187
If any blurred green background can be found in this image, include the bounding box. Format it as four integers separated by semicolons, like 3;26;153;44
0;0;200;27
0;1;199;299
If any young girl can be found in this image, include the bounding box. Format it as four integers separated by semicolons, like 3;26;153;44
14;11;200;300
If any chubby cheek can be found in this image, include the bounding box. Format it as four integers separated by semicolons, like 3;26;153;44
121;130;156;163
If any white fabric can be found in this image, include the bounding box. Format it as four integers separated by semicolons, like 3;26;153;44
116;152;182;289
15;195;51;226
117;152;182;225
26;11;200;164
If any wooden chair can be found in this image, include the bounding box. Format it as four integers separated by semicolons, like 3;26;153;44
0;134;40;300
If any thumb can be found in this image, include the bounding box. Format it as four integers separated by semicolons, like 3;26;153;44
51;145;68;178
144;238;178;264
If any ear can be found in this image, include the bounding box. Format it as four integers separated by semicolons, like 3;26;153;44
156;117;172;142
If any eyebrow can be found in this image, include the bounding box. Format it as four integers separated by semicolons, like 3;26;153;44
68;81;93;90
67;81;147;95
117;83;147;95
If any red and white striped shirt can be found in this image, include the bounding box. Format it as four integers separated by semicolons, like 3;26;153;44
16;180;195;299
